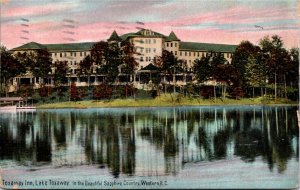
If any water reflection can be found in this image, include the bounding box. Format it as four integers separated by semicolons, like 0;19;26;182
0;106;298;177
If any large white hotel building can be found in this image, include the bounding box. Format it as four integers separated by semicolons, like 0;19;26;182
10;29;237;90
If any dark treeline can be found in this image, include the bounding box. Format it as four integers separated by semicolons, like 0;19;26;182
193;35;299;100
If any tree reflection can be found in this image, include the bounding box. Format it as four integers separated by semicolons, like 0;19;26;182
234;129;263;162
214;128;231;159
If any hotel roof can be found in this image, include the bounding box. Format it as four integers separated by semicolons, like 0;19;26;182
45;42;95;51
11;29;237;52
120;29;166;40
165;31;180;42
11;42;95;51
108;30;122;41
13;42;46;50
180;42;237;52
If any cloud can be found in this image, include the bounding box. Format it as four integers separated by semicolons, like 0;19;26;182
2;3;78;18
1;0;298;49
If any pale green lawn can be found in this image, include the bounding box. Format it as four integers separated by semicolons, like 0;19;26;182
37;94;297;109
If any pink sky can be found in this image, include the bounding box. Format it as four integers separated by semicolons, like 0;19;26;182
1;0;299;49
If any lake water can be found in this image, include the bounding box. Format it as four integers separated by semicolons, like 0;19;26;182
0;106;299;189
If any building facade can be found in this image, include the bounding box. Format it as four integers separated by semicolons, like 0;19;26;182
9;29;237;90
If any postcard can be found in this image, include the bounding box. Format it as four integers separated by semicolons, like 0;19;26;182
0;0;299;189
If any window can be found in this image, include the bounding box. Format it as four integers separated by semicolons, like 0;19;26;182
84;52;86;56
175;43;177;47
180;51;182;56
140;57;144;62
149;39;151;44
153;48;156;53
170;43;173;47
60;53;62;57
74;52;76;56
74;61;77;65
175;51;177;56
146;57;148;61
194;52;196;56
70;61;73;65
166;43;169;47
153;57;156;62
189;52;191;56
70;52;73;56
64;53;66;57
185;52;187;56
197;52;199;57
80;52;82;56
189;60;191;64
153;39;156;44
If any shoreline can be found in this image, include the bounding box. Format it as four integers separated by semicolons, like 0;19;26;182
36;96;298;109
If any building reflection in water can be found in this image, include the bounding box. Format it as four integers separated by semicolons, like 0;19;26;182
0;106;298;177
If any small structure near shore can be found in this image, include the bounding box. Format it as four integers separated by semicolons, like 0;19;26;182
0;97;24;106
0;97;35;110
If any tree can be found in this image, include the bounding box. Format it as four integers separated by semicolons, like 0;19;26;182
20;84;33;103
121;41;138;80
259;35;289;101
0;45;25;96
93;83;113;100
30;49;52;85
91;41;122;84
154;50;184;94
193;56;212;83
120;41;138;98
39;84;52;102
91;41;109;66
231;41;261;93
53;61;68;86
285;48;299;99
193;56;212;97
245;53;267;97
105;43;123;83
193;52;240;99
53;60;68;101
70;82;80;101
79;55;93;86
